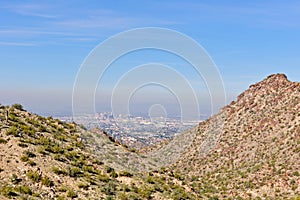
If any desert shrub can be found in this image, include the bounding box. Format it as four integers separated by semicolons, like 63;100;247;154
36;136;51;145
20;155;29;162
110;170;118;178
101;181;117;195
28;159;36;166
119;171;133;177
0;185;18;197
56;196;66;200
105;166;115;173
16;185;32;195
37;146;47;155
19;124;35;136
11;174;22;184
293;171;300;176
65;151;80;161
38;125;47;132
74;141;85;149
66;189;77;198
0;137;7;144
52;167;67;175
8;113;19;122
137;186;153;199
27;170;41;182
83;165;96;174
45;144;64;154
24;150;36;158
54;132;67;141
77;182;89;190
98;173;110;182
12;103;24;111
58;185;68;192
67;166;83;177
6;126;18;136
54;154;67;162
146;176;155;184
41;176;54;187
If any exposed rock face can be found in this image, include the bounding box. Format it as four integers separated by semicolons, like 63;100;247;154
174;74;300;199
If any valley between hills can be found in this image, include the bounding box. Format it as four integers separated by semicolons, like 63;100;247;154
0;74;299;199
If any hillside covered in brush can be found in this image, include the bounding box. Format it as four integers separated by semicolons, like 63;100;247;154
0;73;299;200
173;74;300;199
0;105;195;199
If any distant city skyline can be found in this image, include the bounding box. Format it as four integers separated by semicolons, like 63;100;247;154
1;1;300;118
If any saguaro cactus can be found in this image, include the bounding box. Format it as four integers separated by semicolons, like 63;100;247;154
5;109;8;123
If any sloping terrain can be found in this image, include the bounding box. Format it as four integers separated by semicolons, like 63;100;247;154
0;73;299;200
173;74;300;199
0;105;194;199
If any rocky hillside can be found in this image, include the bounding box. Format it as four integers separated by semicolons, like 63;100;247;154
0;73;299;200
173;74;300;199
0;105;194;199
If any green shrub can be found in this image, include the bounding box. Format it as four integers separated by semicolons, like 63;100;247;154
24;150;36;158
65;151;79;161
54;154;66;162
27;170;41;182
37;146;47;155
0;137;7;144
11;174;22;184
293;171;300;176
6;126;18;136
66;189;77;198
36;136;51;145
98;173;110;182
58;185;68;192
16;185;32;195
0;185;18;197
20;155;29;162
146;176;155;184
137;186;152;199
57;195;66;200
110;171;118;178
119;171;133;177
52;167;67;175
41;176;54;187
45;144;64;154
12;103;24;111
105;166;115;173
38;125;47;132
77;182;89;190
83;165;96;173
28;159;36;166
101;181;117;195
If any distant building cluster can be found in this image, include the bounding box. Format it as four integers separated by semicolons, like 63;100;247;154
59;112;199;148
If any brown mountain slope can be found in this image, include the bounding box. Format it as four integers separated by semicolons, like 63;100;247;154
0;105;195;199
173;74;300;199
1;74;299;200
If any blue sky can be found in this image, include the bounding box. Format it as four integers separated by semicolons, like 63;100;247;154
1;0;300;117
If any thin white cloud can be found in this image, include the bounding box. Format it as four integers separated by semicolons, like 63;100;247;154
0;41;37;46
2;3;58;18
0;29;97;37
56;16;135;29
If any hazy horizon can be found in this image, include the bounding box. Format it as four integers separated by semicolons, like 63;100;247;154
1;0;300;118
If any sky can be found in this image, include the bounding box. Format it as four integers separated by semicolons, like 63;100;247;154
1;0;300;118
